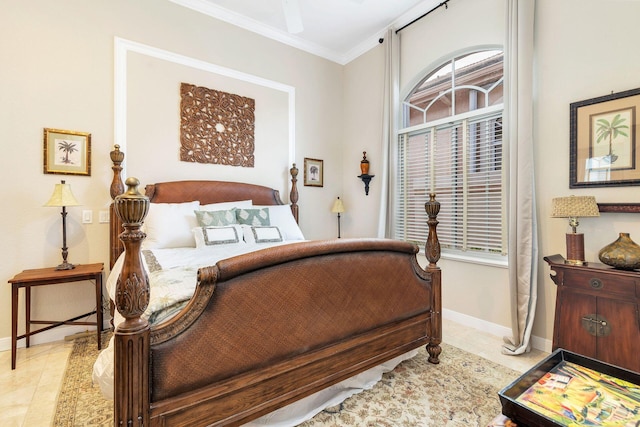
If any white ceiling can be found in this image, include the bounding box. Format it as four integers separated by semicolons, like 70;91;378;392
170;0;445;64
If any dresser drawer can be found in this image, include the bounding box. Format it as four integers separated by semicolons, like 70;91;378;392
561;270;638;297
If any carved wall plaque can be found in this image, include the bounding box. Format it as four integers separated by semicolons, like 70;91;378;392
180;82;255;167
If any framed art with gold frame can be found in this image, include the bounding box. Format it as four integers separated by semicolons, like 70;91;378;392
570;88;640;188
303;157;323;187
43;128;91;176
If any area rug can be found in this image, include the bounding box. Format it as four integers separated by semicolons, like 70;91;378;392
54;335;520;426
53;332;113;426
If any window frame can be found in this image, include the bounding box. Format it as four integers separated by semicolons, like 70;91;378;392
393;49;507;265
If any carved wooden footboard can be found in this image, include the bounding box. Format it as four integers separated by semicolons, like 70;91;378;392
108;146;441;426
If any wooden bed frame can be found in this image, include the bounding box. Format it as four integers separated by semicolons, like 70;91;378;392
107;145;443;426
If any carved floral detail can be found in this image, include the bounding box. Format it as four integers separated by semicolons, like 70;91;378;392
180;83;255;167
115;272;150;319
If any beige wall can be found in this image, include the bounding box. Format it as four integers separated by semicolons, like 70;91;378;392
344;0;515;342
3;0;640;352
0;0;343;345
344;0;640;350
534;0;640;345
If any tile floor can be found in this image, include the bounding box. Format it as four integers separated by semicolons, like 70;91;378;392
0;339;75;426
0;319;549;426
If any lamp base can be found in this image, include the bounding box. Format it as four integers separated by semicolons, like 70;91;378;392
55;261;76;270
565;233;585;265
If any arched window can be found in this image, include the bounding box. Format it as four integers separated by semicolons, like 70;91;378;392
394;49;506;259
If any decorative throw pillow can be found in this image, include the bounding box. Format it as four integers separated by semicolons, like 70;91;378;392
250;205;305;241
195;209;237;227
193;225;243;248
242;225;283;244
236;208;270;226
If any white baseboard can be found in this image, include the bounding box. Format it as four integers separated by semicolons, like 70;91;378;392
443;308;553;353
0;324;97;353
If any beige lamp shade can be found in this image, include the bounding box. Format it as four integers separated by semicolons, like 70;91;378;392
44;180;81;207
331;197;345;214
551;196;599;219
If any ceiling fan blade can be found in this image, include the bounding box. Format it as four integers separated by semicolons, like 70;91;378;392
282;0;303;34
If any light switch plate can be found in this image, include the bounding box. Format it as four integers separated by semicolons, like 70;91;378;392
82;210;93;224
99;210;110;223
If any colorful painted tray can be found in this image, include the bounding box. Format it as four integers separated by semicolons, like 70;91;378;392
499;349;640;427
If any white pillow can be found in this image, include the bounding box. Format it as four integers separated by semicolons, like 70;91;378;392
242;225;284;244
142;201;200;249
193;225;244;248
251;205;304;241
200;200;253;211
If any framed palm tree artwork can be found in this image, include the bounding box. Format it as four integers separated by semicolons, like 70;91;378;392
570;87;640;188
43;128;91;176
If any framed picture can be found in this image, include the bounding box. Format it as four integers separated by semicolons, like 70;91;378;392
570;88;640;188
43;128;91;176
303;157;323;187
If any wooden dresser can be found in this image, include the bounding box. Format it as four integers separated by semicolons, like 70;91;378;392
544;254;640;373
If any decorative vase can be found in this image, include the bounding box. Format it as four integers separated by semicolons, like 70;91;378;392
598;232;640;270
360;151;370;175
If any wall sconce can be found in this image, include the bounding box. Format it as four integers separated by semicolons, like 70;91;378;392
331;197;345;238
357;151;374;195
551;195;600;265
44;180;81;270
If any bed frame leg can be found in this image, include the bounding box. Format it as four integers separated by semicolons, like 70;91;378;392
115;325;150;426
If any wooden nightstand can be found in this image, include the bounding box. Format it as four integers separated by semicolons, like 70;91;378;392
8;263;104;369
544;254;640;372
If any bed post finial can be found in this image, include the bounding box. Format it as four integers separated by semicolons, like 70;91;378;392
114;177;150;319
425;193;441;267
109;145;125;269
110;144;125;199
290;163;299;223
113;176;150;426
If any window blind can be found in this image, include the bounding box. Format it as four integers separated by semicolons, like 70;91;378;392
395;109;504;255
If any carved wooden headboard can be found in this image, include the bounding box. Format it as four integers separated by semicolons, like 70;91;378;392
108;145;300;269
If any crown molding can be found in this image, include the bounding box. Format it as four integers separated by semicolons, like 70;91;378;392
169;0;347;63
169;0;441;65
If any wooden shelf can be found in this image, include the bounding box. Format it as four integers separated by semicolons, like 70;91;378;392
597;203;640;213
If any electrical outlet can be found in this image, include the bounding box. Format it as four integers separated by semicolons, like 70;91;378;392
82;210;93;224
99;210;110;223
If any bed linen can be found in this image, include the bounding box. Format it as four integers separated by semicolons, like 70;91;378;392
93;241;418;426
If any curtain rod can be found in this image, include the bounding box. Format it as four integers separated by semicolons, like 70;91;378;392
395;0;450;34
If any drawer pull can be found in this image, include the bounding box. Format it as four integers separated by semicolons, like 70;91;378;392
589;278;603;289
581;314;611;337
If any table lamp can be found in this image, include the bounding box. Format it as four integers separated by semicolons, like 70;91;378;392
44;180;81;270
331;197;345;238
551;195;599;265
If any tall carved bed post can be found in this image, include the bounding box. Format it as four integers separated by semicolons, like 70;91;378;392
109;145;125;269
113;177;151;427
425;193;442;364
289;163;299;222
